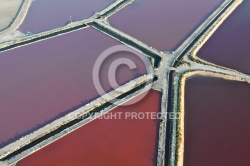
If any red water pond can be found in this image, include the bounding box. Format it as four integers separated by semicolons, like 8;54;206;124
0;27;148;147
198;0;250;74
109;0;223;51
184;76;250;166
17;90;161;166
19;0;115;33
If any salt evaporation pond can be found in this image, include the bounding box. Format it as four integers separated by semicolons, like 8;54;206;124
198;0;250;74
18;90;161;166
19;0;115;33
184;76;250;166
109;0;223;50
0;27;149;147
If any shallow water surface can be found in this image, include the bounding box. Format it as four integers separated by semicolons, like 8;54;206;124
110;0;223;50
0;27;148;147
17;90;161;166
184;76;250;166
19;0;115;33
198;0;250;73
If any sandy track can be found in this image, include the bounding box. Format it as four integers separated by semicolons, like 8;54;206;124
0;0;22;31
0;0;32;37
